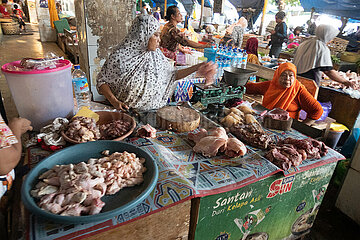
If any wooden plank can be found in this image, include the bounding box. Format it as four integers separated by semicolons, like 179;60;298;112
246;63;319;99
86;200;191;240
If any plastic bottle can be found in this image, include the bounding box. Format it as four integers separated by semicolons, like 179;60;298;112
236;49;243;68
72;65;91;110
231;48;238;67
241;50;248;69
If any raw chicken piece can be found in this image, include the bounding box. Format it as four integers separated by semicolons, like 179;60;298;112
225;138;247;158
61;204;89;216
188;128;208;143
89;199;105;215
208;127;228;141
38;185;58;196
193;136;227;157
136;124;157;139
43;176;60;186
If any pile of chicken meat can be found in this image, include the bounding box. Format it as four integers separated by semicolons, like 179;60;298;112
31;151;146;216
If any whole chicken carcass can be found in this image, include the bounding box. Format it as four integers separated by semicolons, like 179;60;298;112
225;138;247;158
188;128;208;143
193;136;227;157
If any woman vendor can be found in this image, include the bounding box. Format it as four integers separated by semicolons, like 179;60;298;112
245;62;323;125
160;6;211;61
287;26;302;49
97;15;216;111
0;115;32;199
293;25;355;88
245;37;261;65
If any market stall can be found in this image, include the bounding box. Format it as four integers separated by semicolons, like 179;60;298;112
7;97;343;240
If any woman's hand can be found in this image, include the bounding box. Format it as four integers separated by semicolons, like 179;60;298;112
8;117;33;135
204;43;213;48
343;80;357;89
110;99;129;112
197;62;217;85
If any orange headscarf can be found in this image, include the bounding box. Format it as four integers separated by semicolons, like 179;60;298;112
262;62;301;111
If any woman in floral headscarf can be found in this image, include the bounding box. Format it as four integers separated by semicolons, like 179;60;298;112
97;15;216;111
245;62;323;125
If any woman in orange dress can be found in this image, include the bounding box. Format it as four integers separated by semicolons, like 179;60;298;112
245;62;323;125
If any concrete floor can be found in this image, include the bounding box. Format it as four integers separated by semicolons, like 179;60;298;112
0;24;66;120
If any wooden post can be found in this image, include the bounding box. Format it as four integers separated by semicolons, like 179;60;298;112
140;0;142;10
199;0;204;29
164;0;167;17
258;0;268;36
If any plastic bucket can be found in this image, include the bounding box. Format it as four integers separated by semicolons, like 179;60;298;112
324;130;345;149
204;48;217;63
1;60;74;131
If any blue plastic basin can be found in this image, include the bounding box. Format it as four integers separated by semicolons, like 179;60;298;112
21;140;158;223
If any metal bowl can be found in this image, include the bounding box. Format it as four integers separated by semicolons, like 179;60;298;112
21;141;158;223
223;67;257;87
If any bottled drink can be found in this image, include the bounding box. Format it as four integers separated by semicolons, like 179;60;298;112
241;50;248;69
72;65;91;110
231;48;238;67
236;49;243;68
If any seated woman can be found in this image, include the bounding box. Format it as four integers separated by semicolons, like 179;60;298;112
97;14;216;111
245;62;323;125
287;26;302;49
245;37;261;65
0;115;32;199
160;6;211;61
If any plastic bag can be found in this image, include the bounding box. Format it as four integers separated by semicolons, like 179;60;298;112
299;101;332;121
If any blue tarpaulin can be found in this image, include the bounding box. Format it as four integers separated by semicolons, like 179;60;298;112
301;0;360;20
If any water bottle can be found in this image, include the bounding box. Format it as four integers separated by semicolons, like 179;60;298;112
241;50;248;69
231;48;238;67
236;49;243;68
72;65;91;110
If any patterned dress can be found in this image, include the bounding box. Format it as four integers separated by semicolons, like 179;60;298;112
0;114;17;199
160;22;190;61
97;15;176;111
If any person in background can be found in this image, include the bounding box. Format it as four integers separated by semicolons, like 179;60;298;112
268;11;287;58
307;20;317;35
160;6;211;61
97;15;216;111
202;25;216;43
287;26;302;49
245;62;323;125
245;37;261;65
224;17;247;48
13;5;25;32
0;115;32;199
153;7;161;21
293;24;355;88
0;0;11;17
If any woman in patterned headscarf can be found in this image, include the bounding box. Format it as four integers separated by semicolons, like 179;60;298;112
97;15;216;111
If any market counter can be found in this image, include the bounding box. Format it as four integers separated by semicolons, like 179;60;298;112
21;108;344;240
318;86;360;129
